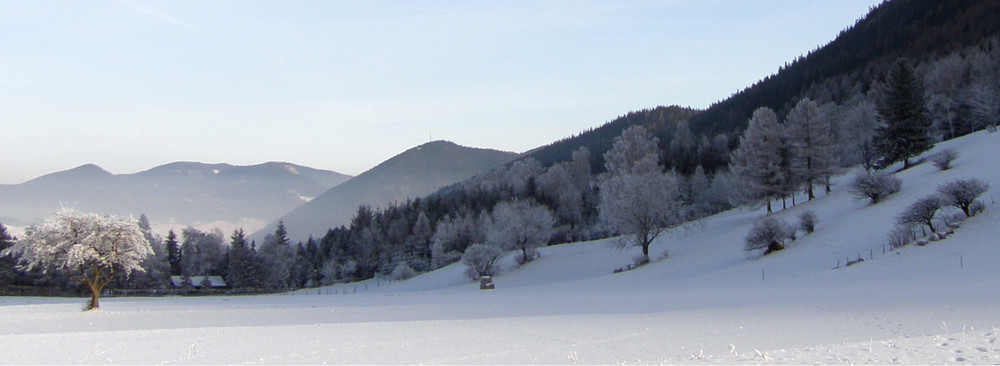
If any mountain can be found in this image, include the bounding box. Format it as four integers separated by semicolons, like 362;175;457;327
255;141;517;243
0;162;352;234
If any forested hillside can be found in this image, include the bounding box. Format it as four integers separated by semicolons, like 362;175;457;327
690;0;1000;139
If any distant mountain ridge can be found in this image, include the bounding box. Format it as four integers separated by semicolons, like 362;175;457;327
0;161;352;234
254;140;517;243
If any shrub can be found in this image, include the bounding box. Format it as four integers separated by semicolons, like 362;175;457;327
970;200;987;216
390;263;417;281
887;225;917;249
798;210;817;234
461;244;504;280
930;149;958;170
937;178;990;217
849;171;902;204
513;248;539;266
744;216;795;254
897;195;943;233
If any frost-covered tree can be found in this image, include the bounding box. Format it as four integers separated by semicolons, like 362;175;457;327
461;243;503;280
569;146;593;192
537;164;583;225
179;227;225;278
785;98;836;200
849;170;902;204
875;58;932;169
599;125;682;262
966;45;1000;132
670;120;698;176
431;213;483;268
937;178;990;217
0;223;15;287
258;221;296;289
506;158;544;197
744;216;795;254
897;195;943;233
838;98;880;171
924;54;969;140
0;210;152;310
487;199;554;265
730;107;784;213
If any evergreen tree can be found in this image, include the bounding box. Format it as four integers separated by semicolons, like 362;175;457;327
259;221;295;289
165;229;181;276
876;58;932;169
407;212;433;272
225;229;256;289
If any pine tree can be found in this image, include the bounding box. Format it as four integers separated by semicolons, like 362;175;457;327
876;58;932;169
165;229;181;276
226;229;256;289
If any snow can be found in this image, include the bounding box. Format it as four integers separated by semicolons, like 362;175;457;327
2;131;1000;364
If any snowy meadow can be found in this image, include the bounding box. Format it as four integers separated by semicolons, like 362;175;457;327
2;131;1000;364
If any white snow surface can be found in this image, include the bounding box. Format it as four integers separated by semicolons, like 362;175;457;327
3;131;1000;364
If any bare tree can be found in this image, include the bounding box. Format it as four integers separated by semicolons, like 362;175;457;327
897;195;943;233
785;98;836;200
937;178;990;217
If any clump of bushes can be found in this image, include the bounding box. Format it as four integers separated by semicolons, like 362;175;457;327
798;210;817;234
461;244;503;280
849;171;902;204
744;216;795;255
930;149;958;170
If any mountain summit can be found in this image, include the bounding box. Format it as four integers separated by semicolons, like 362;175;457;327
254;141;517;243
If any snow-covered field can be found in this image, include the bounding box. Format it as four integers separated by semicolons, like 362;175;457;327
2;131;999;364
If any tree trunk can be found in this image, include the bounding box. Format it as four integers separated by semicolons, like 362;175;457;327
766;241;785;254
87;282;101;310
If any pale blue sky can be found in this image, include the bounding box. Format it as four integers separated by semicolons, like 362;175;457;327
1;1;881;184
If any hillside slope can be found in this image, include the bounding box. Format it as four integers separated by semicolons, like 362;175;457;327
255;141;517;243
